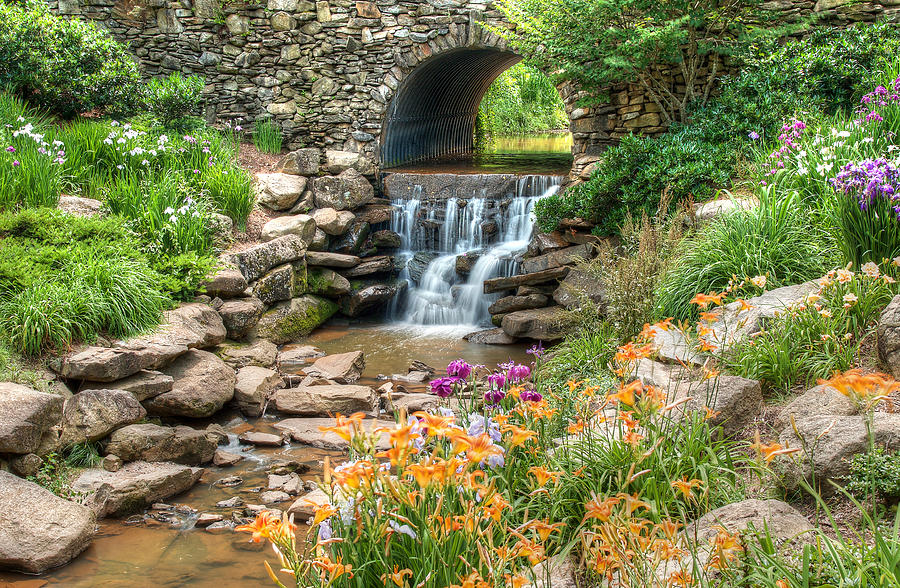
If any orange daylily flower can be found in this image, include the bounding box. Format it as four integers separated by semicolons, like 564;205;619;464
412;411;456;436
528;466;562;487
235;511;276;542
381;566;413;587
522;519;565;542
609;380;642;407
668;570;694;587
819;369;900;409
690;292;725;309
312;503;337;527
312;554;353;583
504;574;529;588
750;431;800;463
671;477;704;499
502;424;538;448
617;493;650;516
567;418;586;435
318;412;366;442
584;493;619;522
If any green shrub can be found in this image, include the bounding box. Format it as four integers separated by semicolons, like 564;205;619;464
535;132;734;235
846;447;900;502
252;119;283;154
0;208;166;355
143;73;205;129
0;2;140;117
655;190;834;321
152;251;218;302
28;453;78;499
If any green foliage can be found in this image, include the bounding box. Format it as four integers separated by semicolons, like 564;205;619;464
655;190;834;321
152;251;218;302
476;63;568;136
494;0;775;124
253;119;283;154
725;262;898;392
64;441;103;468
0;2;140;117
0;342;47;391
104;172;212;257
533;23;900;236
28;453;78;499
0;93;62;209
143;72;205;130
0;208;166;356
535;132;734;235
846;447;900;503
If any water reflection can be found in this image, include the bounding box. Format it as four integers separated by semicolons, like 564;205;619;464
392;133;573;175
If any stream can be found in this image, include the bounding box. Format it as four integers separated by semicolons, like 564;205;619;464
0;135;569;587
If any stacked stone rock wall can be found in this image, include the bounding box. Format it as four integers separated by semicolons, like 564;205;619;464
48;0;895;172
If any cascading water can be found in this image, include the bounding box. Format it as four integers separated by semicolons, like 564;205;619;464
389;175;563;329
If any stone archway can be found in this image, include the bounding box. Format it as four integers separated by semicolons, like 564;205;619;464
379;47;523;168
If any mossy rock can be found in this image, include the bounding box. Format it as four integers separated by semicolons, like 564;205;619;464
255;295;338;344
292;259;308;294
307;267;351;298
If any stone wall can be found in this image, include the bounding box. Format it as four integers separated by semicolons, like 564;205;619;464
49;0;896;173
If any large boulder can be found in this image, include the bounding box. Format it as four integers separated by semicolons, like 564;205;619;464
372;229;402;249
484;267;569;294
216;339;278;369
407;252;438;284
312;169;374;211
104;370;174;402
277;345;326;373
552;268;606;310
275;417;389;450
307;268;352;297
304;351;365;384
202;265;248;299
50;303;224;383
306;251;360;268
774;384;856;431
59;389;146;446
255;295;339;344
105;424;217;465
218;297;266;340
501;306;569;341
330;221;370;256
255;173;307;211
647;324;702;366
252;264;295;305
687;498;813;543
0;383;64;454
323;149;375;175
57;195;102;218
277;148;320;176
683;375;763;436
312;208;356;236
779;414;900;493
878;295;900;378
488;293;549;315
274;385;378;416
144;350;236;418
71;461;204;517
464;328;517;345
342;255;393;278
234;366;283;417
226;235;307;282
707;281;819;350
341;282;407;317
260;214;317;244
0;471;96;574
521;244;593;274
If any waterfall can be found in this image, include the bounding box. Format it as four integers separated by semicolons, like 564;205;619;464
389;175;563;329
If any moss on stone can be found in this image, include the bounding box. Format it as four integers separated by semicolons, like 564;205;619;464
306;268;329;295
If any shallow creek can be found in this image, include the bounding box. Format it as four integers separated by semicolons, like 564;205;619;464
0;325;529;587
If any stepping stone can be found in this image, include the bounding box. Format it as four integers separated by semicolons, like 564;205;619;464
239;431;284;447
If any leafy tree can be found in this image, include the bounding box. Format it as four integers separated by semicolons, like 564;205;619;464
492;0;780;124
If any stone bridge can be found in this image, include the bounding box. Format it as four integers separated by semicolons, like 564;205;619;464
52;0;892;174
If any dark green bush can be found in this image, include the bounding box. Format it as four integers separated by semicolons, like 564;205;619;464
535;132;734;235
535;22;900;235
846;447;900;502
143;73;205;129
0;3;141;117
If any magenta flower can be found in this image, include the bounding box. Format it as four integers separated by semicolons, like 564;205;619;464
487;372;506;390
507;364;531;383
447;359;472;379
520;389;543;403
484;388;505;405
429;376;459;398
5;146;14;153
11;160;19;167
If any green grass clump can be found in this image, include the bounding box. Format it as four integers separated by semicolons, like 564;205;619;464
252;119;283;154
0;208;167;356
655;191;834;321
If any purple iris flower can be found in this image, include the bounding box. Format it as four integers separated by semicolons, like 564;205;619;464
507;363;531;383
748;131;760;140
526;342;545;358
447;359;472;379
487;372;506;390
429;376;459;398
